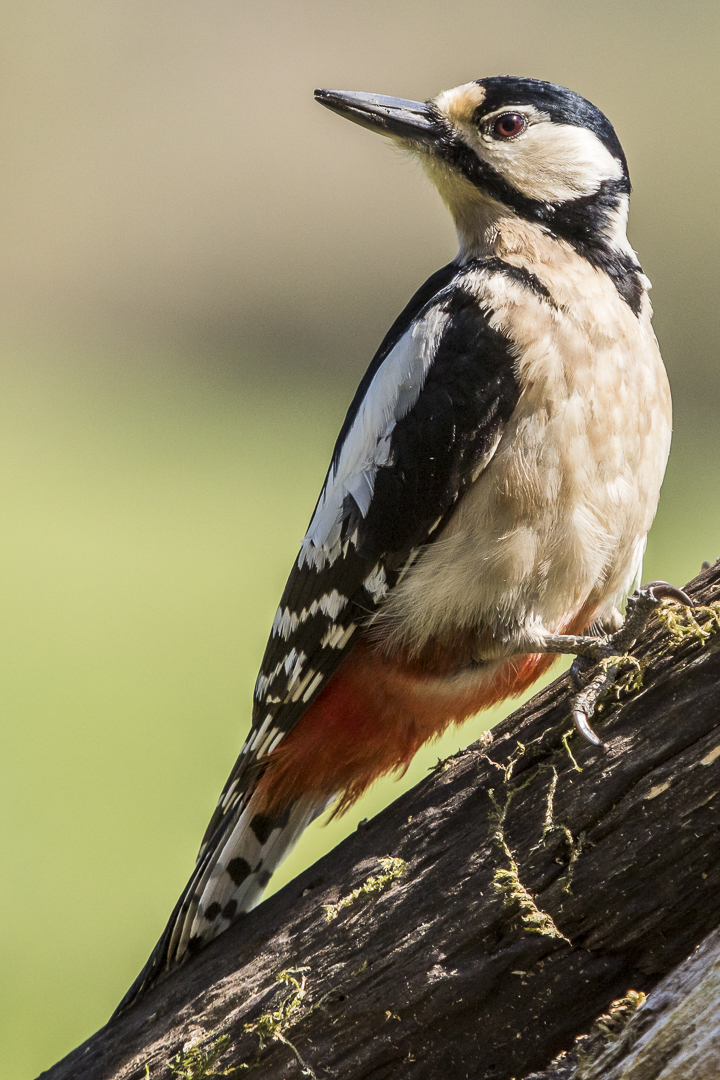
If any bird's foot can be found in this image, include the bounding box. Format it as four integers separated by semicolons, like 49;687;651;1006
541;581;693;747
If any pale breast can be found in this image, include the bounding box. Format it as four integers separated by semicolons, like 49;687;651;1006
371;250;672;661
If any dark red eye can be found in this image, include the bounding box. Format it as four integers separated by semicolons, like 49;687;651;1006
492;113;526;139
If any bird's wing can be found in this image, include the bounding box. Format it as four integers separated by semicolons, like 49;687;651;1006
199;258;525;850
113;258;532;1012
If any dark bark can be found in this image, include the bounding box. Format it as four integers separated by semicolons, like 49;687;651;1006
39;563;720;1080
521;924;720;1079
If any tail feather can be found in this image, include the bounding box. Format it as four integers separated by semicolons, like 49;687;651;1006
113;793;332;1015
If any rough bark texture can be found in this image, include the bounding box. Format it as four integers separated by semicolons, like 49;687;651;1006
523;924;720;1080
40;563;720;1080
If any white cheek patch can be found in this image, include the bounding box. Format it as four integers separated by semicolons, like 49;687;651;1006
477;120;624;204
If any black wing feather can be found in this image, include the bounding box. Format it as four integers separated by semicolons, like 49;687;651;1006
357;284;521;560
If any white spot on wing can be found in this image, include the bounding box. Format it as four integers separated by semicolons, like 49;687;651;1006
289;667;317;702
220;779;239;809
272;607;301;638
302;671;325;702
256;724;283;759
271;591;349;639
321;622;357;649
298;536;342;571
284;649;306;689
336;625;356;648
247;713;273;751
364;564;389;602
317;591;348;619
267;730;284;753
255;661;283;699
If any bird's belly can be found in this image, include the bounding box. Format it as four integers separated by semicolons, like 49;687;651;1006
371;312;672;665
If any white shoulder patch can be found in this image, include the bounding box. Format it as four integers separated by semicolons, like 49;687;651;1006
298;305;450;570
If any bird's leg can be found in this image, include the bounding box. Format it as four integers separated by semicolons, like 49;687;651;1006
527;582;694;747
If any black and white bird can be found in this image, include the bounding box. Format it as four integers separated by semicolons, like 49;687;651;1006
116;75;687;1012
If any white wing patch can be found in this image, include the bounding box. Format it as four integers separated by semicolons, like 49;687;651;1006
254;661;284;701
254;647;307;700
232;714;286;778
271;590;349;639
364;564;389;603
298;306;450;571
289;666;319;702
246;712;273;752
321;623;357;649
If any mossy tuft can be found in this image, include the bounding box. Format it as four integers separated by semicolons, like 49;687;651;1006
657;598;720;645
323;856;406;922
168;1035;238;1079
488;785;571;943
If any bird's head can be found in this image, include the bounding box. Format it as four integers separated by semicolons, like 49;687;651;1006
315;77;635;266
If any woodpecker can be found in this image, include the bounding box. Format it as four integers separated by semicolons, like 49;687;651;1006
116;76;690;1012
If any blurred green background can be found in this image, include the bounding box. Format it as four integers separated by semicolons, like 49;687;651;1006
0;2;719;1076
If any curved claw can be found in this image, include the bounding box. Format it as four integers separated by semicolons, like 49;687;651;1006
572;707;605;747
570;655;593;690
641;581;694;608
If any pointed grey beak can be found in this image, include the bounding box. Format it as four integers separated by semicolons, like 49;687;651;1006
314;89;439;145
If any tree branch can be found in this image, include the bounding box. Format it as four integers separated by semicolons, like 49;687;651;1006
40;562;720;1080
522;923;720;1079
